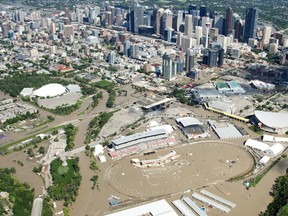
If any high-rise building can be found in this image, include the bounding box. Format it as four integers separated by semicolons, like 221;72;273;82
63;25;74;39
225;7;233;36
108;51;116;64
133;4;144;33
208;48;219;67
1;23;10;38
243;7;259;43
188;4;197;14
192;16;200;31
123;40;131;57
181;35;192;52
195;26;202;45
162;9;173;35
164;27;174;42
234;20;244;42
184;14;193;37
200;5;207;17
214;15;224;35
185;49;195;72
263;26;272;45
172;11;183;32
154;8;164;35
218;48;224;66
274;32;284;45
50;23;56;35
210;28;219;41
177;32;183;47
162;53;177;80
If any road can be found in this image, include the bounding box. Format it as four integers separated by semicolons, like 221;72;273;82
31;198;43;216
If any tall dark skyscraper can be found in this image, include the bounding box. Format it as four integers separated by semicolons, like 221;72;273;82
243;7;259;43
225;7;233;36
188;4;196;14
208;49;219;67
200;5;207;17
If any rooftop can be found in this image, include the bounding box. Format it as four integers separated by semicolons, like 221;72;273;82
255;110;288;129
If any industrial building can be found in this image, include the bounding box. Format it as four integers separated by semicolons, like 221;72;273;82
208;120;247;139
254;111;288;134
176;117;209;139
216;81;245;94
108;129;176;159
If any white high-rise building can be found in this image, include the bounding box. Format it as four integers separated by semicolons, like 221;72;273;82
195;26;202;46
263;26;272;45
184;14;193;37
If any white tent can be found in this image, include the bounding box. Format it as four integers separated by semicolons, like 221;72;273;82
94;144;104;156
262;135;274;142
98;155;106;163
245;139;269;152
265;143;284;156
259;156;270;164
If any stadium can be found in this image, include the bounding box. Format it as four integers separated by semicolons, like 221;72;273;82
32;83;67;98
254;111;288;134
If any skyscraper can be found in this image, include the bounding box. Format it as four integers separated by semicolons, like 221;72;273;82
243;7;259;43
234;20;244;42
225;7;233;36
162;9;173;35
200;5;207;17
188;4;197;15
184;14;193;37
208;49;219;67
214;15;224;35
185;49;195;72
154;8;164;35
162;53;177;80
133;4;144;34
172;11;183;32
108;51;116;64
263;26;272;45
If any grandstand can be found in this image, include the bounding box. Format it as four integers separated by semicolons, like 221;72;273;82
109;129;176;159
176;117;209;139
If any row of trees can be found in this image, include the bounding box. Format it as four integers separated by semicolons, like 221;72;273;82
260;170;288;215
52;101;81;115
64;124;78;151
4;111;38;125
85;112;114;144
91;92;103;109
106;90;116;108
48;158;81;207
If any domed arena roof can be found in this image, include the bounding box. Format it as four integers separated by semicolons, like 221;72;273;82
33;83;66;98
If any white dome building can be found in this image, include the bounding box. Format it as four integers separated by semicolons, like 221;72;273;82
33;83;66;98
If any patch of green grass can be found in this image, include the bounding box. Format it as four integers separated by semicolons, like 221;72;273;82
50;159;74;194
58;166;69;175
278;204;288;216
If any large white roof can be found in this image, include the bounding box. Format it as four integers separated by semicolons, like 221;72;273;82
176;117;202;127
106;199;178;216
33;83;66;98
245;139;269;152
265;143;284;155
255;110;288;129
